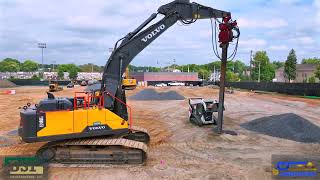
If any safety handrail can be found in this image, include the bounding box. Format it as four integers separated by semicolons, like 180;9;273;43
73;91;132;130
104;91;133;130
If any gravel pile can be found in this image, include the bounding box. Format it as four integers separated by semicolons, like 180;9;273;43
129;89;185;101
241;113;320;143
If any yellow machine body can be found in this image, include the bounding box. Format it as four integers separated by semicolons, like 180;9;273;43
49;81;63;92
37;108;129;138
122;67;137;90
122;79;137;90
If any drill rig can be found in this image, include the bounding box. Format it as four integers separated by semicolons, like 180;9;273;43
18;0;238;164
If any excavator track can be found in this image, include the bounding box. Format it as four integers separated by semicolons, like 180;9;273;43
37;138;147;164
36;126;150;164
125;126;150;143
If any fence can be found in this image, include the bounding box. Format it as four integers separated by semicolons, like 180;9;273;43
226;82;320;96
10;80;73;86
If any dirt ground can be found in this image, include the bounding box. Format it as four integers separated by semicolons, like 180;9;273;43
0;86;319;180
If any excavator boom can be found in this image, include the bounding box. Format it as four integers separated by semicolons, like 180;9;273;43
101;0;232;119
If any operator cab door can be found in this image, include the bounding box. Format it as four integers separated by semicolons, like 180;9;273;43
74;108;107;133
73;95;106;133
73;109;88;133
87;107;106;128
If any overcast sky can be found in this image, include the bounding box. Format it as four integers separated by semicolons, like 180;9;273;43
0;0;319;66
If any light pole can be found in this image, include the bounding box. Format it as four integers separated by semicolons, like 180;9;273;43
38;43;46;71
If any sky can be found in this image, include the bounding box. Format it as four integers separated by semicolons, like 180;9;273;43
0;0;319;66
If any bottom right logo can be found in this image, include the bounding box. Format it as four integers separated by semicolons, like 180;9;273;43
272;155;319;179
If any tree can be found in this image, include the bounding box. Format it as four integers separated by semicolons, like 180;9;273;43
58;69;64;80
233;60;246;75
226;71;240;82
198;69;209;80
308;76;316;83
251;51;275;82
129;65;160;72
0;58;20;72
284;49;297;82
302;58;320;65
21;60;38;72
69;68;78;80
79;63;103;72
272;61;285;69
315;65;320;81
31;74;40;80
57;64;80;80
2;58;20;64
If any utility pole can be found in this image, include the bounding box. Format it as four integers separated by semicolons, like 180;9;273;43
173;59;176;70
213;65;216;82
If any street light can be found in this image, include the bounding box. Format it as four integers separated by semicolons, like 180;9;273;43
38;43;46;72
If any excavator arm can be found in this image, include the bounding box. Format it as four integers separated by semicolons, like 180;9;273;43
101;0;234;119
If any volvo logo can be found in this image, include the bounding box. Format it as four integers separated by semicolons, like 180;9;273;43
38;116;44;128
141;24;166;43
88;125;106;131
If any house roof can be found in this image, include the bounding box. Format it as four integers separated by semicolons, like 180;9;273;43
277;64;317;71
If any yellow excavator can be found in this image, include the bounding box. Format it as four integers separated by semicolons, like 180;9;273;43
122;67;137;90
18;0;238;164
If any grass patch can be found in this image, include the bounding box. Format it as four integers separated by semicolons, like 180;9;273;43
303;96;320;99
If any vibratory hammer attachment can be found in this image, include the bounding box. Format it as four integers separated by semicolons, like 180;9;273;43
218;16;240;45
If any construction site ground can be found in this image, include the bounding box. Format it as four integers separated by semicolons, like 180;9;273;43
0;86;319;179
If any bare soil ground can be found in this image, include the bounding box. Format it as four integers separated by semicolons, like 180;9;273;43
0;86;319;180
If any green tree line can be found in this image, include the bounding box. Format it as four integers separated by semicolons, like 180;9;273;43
2;52;320;82
0;58;39;72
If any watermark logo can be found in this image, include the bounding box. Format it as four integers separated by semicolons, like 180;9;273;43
272;155;319;179
1;156;48;179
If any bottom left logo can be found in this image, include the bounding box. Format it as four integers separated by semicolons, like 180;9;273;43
1;156;48;180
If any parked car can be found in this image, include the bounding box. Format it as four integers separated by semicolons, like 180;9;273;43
80;81;87;86
67;83;74;88
168;81;185;86
87;80;99;86
155;83;167;87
